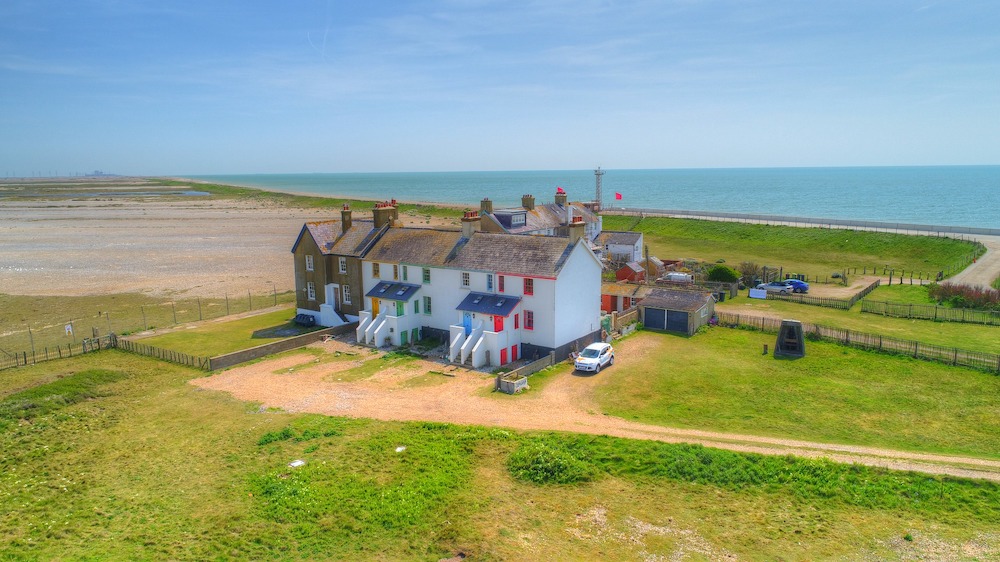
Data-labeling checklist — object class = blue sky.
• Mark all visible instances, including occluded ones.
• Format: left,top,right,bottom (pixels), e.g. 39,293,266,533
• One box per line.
1,0,998,175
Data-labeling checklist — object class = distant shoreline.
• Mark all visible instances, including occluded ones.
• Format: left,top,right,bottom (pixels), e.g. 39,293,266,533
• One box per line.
169,176,1000,238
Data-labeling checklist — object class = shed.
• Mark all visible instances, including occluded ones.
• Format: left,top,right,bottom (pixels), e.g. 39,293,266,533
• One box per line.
615,261,645,282
639,289,715,335
601,283,654,313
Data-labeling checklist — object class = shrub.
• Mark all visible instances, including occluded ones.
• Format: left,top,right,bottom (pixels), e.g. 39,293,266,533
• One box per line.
257,427,294,446
928,282,1000,310
507,442,596,485
706,264,740,283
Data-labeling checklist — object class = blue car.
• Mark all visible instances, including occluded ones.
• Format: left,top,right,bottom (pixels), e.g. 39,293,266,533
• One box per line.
786,279,810,293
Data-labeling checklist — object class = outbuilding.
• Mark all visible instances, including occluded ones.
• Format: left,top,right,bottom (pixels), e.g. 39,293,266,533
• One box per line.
615,261,646,283
639,289,715,335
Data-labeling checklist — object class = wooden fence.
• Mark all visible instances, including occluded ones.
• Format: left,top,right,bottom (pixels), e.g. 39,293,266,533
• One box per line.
765,279,881,310
861,300,1000,326
0,335,116,372
496,351,558,393
115,336,212,370
715,311,1000,373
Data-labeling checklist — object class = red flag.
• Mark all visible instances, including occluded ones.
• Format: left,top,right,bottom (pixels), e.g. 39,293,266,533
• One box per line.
615,192,622,200
556,186,565,194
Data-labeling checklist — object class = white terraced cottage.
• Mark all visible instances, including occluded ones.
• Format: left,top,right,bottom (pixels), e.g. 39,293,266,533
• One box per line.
355,210,602,368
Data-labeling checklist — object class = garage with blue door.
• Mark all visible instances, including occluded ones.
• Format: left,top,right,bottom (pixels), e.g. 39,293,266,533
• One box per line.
639,288,716,336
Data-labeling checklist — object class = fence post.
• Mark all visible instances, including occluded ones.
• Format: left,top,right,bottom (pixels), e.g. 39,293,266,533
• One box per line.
248,289,253,311
172,302,177,324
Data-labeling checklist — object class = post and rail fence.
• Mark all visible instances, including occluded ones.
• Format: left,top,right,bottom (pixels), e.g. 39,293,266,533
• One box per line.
862,300,1000,326
715,311,1000,374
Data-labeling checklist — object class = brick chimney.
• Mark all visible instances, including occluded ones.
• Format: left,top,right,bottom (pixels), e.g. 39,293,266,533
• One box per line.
521,194,535,210
461,210,481,238
568,215,586,245
480,197,493,214
341,203,352,233
554,189,568,207
373,200,396,229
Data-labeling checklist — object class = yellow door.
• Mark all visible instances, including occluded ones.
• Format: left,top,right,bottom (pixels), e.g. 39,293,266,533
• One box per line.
372,298,380,316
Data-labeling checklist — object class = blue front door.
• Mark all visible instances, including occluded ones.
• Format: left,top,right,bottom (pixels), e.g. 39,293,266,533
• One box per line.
463,312,472,336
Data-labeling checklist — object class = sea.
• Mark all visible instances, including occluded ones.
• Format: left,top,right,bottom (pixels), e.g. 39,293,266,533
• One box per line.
190,166,1000,230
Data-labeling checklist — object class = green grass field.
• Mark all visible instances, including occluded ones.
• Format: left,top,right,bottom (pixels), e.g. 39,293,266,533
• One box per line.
0,291,296,356
716,291,1000,354
601,215,981,279
2,352,999,560
136,307,313,357
598,329,1000,459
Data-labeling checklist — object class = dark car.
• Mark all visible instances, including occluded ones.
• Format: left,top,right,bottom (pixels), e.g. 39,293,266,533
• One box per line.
786,279,810,293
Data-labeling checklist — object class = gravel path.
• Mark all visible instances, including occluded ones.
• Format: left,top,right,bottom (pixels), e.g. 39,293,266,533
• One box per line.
193,337,1000,483
950,234,1000,288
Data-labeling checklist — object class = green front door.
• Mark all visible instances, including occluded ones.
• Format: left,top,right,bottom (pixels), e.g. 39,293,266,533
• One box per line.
400,329,408,346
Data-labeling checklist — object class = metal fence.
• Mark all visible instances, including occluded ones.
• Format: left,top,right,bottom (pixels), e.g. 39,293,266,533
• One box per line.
862,300,1000,326
715,311,1000,373
0,285,295,363
0,334,116,371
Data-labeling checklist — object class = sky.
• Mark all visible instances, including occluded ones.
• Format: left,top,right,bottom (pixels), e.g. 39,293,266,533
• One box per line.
1,0,998,175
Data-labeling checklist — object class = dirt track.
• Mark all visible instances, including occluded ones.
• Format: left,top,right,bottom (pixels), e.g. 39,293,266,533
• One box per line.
193,335,1000,483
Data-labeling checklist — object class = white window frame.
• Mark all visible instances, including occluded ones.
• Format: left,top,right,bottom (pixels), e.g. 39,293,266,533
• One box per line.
343,284,352,304
461,272,470,287
373,262,380,278
338,257,347,274
307,281,316,301
305,254,314,272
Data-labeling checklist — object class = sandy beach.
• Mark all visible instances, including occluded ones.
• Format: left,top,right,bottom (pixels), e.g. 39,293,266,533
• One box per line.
0,179,461,298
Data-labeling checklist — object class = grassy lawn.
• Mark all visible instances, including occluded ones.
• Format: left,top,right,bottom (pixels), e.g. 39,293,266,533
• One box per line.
1,352,998,559
601,215,981,279
717,293,1000,354
597,329,1000,459
137,307,311,357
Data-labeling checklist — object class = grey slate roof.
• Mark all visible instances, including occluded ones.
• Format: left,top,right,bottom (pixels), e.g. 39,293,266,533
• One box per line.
365,281,421,302
364,228,464,266
456,292,521,316
448,232,577,277
488,202,598,235
598,231,642,246
639,288,713,312
292,219,384,257
363,228,584,278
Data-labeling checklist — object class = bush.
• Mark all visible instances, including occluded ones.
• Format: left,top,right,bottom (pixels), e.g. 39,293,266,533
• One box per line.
706,264,740,283
507,442,596,485
928,282,1000,310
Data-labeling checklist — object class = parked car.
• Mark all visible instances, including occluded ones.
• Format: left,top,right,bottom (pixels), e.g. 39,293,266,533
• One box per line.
574,342,614,373
785,279,810,293
755,281,795,295
293,313,316,327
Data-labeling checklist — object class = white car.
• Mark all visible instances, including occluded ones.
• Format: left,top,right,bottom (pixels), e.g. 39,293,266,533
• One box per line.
574,342,614,373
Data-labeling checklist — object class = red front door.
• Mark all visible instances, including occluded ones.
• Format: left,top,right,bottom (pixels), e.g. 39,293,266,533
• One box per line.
500,348,508,365
511,345,518,362
493,315,504,332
